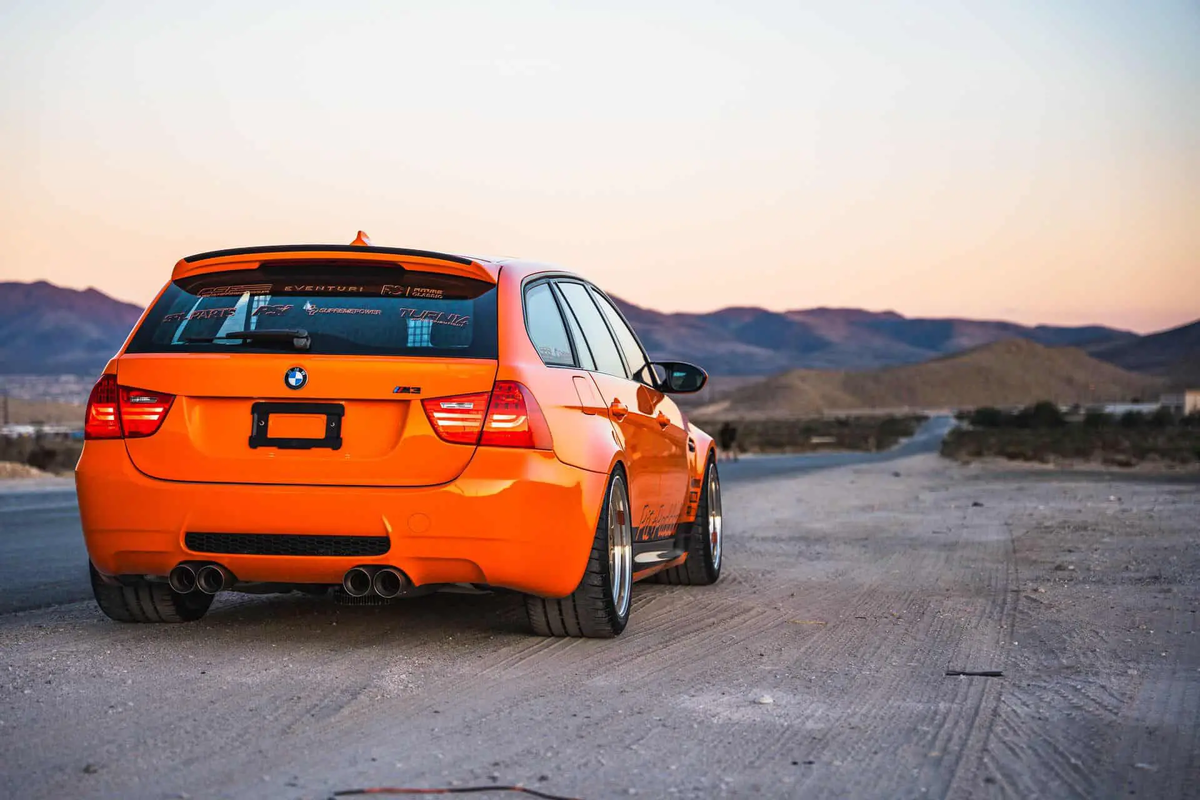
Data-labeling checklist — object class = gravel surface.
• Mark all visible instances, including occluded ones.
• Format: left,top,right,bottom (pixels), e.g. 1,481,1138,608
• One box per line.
1,454,1197,799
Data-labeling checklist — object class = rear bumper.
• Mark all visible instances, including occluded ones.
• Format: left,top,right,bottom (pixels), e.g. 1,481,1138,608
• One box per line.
76,441,607,598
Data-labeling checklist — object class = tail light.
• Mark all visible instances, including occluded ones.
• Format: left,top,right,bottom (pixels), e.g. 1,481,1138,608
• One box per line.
422,381,552,450
84,375,175,440
84,375,121,439
422,392,490,445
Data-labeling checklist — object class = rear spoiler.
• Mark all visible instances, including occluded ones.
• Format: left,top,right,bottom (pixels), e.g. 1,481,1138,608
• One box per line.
173,245,497,284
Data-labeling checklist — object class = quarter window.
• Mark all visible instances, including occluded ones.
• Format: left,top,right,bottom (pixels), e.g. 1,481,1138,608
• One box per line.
556,284,595,371
524,283,575,367
557,282,627,378
590,289,649,381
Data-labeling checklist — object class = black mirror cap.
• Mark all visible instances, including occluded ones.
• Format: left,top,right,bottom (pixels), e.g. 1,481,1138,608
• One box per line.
650,361,708,394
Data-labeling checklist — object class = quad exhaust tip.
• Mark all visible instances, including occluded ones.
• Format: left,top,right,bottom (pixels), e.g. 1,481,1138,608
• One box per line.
342,566,411,598
372,567,410,599
168,563,197,594
196,564,230,594
342,566,374,598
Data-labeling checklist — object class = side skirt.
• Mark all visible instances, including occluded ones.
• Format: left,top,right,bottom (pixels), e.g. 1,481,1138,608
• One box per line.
631,524,691,581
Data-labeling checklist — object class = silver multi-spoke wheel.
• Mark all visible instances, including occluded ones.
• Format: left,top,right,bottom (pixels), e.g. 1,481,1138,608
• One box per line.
608,476,633,619
524,466,634,637
654,457,723,586
708,469,723,572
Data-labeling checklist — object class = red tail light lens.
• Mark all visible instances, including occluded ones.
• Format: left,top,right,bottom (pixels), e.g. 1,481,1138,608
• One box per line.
422,381,552,450
119,386,175,438
480,381,552,449
422,392,490,444
84,375,122,439
83,375,175,440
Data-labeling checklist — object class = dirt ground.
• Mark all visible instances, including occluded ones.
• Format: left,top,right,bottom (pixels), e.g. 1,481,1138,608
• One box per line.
1,455,1197,799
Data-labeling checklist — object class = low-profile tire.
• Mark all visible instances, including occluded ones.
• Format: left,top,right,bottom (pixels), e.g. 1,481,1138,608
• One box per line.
655,456,722,586
89,562,213,623
525,467,633,638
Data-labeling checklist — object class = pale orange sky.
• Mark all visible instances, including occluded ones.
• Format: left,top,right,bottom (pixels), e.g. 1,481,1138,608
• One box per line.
1,1,1197,333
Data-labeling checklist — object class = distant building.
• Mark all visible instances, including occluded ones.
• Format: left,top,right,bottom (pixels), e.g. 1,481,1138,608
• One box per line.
1094,402,1160,416
1160,389,1200,416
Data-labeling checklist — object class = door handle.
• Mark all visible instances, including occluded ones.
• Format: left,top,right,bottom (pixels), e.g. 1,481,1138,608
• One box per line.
656,411,671,428
609,399,629,420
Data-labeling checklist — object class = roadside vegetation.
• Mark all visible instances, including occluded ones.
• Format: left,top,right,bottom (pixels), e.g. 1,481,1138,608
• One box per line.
0,437,82,475
942,401,1200,467
690,415,925,454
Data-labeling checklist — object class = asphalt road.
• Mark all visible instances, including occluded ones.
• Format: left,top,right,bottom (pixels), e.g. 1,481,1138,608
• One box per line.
0,479,87,614
0,416,955,615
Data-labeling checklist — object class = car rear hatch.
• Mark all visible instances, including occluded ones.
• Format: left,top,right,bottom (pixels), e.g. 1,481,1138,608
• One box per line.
116,248,499,487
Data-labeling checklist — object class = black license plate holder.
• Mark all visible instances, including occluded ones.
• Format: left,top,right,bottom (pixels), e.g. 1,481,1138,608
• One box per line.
248,402,344,451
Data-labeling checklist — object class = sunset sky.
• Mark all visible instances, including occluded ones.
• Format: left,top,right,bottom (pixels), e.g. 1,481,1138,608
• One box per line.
2,1,1197,333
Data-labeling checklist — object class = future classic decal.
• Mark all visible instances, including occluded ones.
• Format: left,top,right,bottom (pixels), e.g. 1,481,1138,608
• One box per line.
284,366,308,390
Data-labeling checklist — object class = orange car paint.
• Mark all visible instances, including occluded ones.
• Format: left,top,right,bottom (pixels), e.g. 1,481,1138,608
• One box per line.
77,245,715,597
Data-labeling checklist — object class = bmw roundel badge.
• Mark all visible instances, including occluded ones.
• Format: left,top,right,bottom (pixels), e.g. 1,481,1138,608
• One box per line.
284,366,308,390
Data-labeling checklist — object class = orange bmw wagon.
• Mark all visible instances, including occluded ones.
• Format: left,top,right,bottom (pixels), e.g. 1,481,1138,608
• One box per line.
77,234,723,637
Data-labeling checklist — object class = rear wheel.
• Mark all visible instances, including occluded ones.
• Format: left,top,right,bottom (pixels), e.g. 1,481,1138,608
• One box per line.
655,457,722,585
90,562,213,623
525,467,633,638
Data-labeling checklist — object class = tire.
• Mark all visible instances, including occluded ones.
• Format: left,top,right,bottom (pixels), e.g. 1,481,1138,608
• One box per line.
89,562,213,623
525,467,633,638
655,456,722,586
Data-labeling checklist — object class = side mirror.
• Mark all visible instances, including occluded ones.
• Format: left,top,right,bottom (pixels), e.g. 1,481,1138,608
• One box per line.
649,361,708,394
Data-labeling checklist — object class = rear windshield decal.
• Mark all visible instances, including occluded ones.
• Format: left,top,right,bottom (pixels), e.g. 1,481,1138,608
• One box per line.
301,302,382,316
397,308,470,327
198,284,272,297
284,284,365,294
163,307,237,323
251,304,294,317
382,285,445,299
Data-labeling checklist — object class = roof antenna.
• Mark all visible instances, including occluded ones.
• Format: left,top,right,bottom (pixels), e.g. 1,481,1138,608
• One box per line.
350,231,373,247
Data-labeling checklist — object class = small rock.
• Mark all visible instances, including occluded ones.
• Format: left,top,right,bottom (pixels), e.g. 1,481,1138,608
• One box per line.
892,471,901,478
755,695,774,705
971,501,984,507
82,763,100,775
1133,763,1158,771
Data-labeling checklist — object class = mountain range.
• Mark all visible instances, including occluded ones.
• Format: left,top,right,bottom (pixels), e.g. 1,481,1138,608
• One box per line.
0,281,1194,395
613,297,1138,375
693,339,1164,419
1083,319,1200,388
0,281,143,374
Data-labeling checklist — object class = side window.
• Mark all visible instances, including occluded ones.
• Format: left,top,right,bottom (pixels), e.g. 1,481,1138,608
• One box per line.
590,288,649,381
553,283,595,371
524,283,575,366
557,282,627,378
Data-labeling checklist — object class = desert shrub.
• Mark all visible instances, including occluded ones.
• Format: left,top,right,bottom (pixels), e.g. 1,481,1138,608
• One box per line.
970,407,1008,428
1083,410,1113,429
1010,401,1065,430
1120,410,1146,429
1148,407,1176,429
1028,401,1067,429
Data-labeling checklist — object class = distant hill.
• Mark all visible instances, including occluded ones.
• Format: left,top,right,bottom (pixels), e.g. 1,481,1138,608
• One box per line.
695,339,1164,418
0,280,1186,393
614,298,1134,375
1086,320,1200,388
0,281,142,374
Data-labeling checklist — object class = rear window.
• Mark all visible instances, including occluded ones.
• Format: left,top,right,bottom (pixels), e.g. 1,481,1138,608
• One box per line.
126,263,497,358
